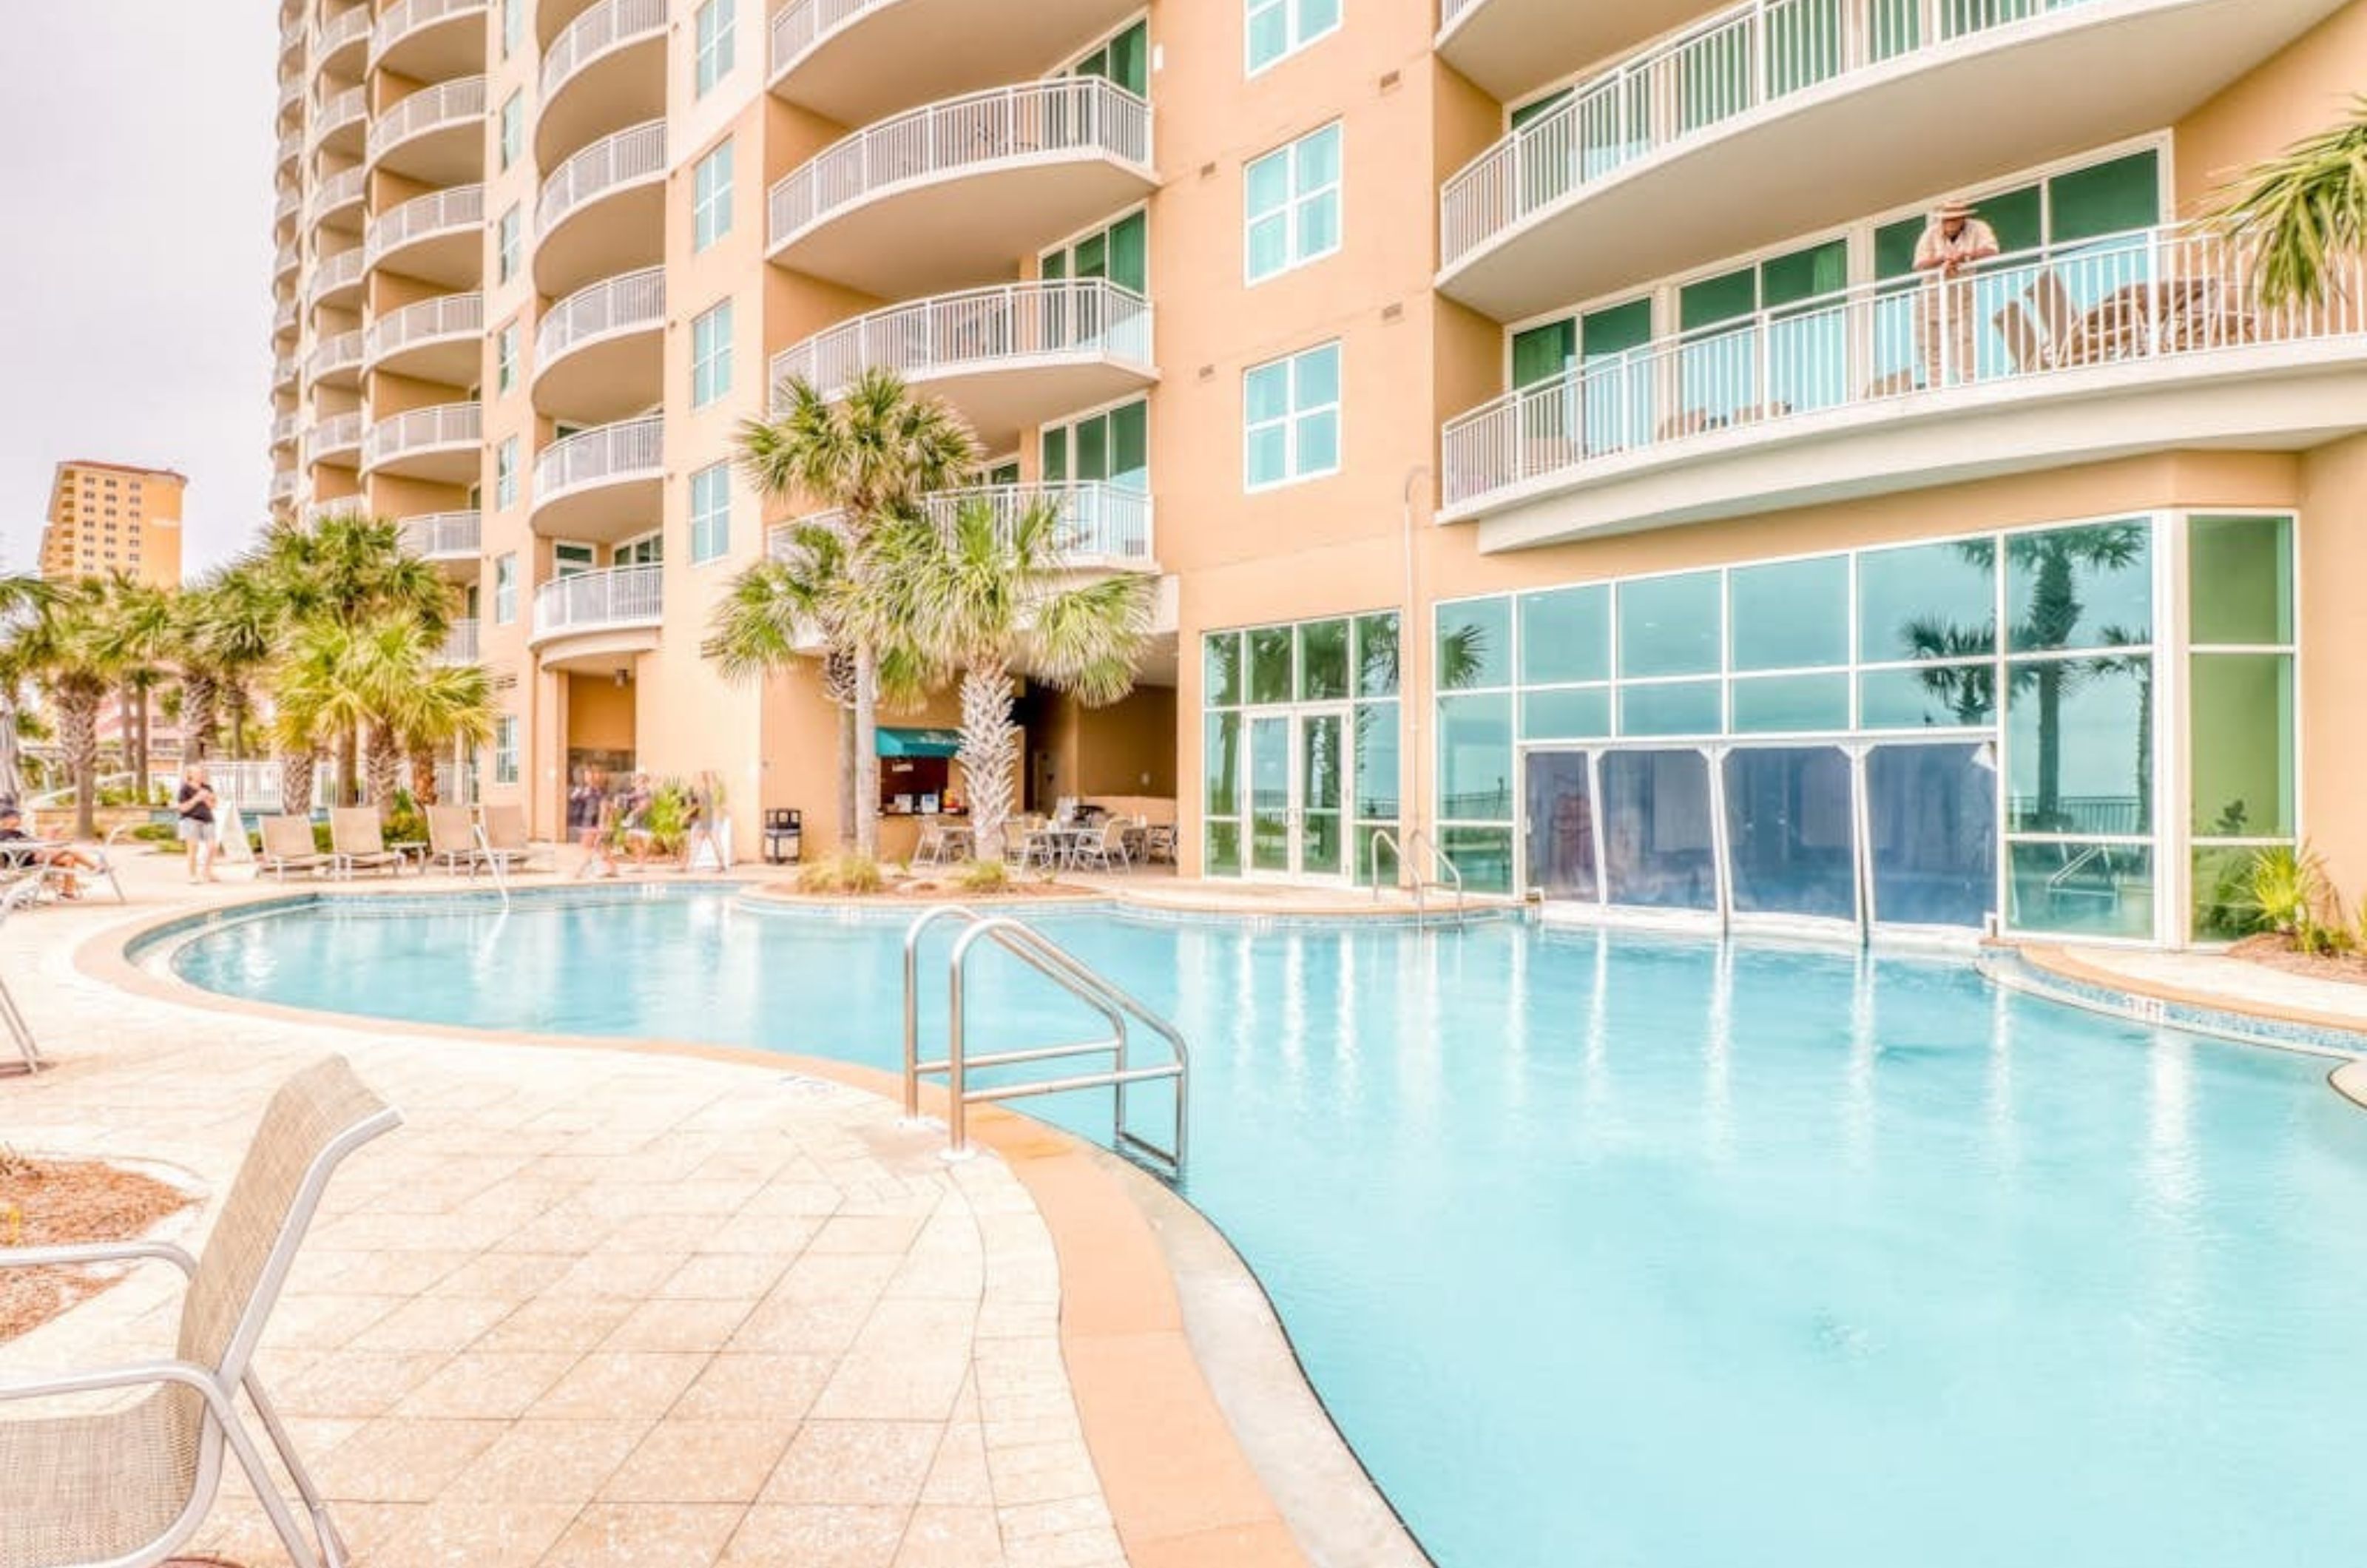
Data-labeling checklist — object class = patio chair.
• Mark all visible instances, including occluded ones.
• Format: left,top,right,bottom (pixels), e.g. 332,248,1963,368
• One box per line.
0,1055,402,1568
1073,818,1132,873
914,815,953,870
423,805,479,875
0,879,46,1075
1142,823,1178,866
257,816,332,882
481,803,536,875
327,808,404,879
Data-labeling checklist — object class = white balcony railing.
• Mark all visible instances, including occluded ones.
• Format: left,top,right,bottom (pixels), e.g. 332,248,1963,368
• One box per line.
277,76,306,121
277,127,303,168
533,564,663,641
363,402,482,469
271,354,300,388
536,267,665,366
274,186,303,226
273,241,300,280
304,411,365,464
371,0,490,67
316,1,373,58
305,330,364,383
768,78,1152,249
769,0,885,77
273,300,300,337
365,184,484,267
774,481,1155,566
365,293,483,365
270,411,301,447
533,416,664,501
769,278,1152,401
309,85,366,149
308,165,367,225
305,246,365,303
1442,0,2104,268
538,120,667,235
1441,223,2366,510
440,618,481,663
401,510,482,558
367,76,487,165
269,470,301,504
542,0,667,101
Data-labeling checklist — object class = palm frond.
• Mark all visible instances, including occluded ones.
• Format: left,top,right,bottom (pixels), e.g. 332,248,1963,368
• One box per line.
2212,96,2367,308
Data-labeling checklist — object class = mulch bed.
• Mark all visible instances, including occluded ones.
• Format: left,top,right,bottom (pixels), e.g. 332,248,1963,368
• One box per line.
0,1153,195,1342
2226,933,2367,985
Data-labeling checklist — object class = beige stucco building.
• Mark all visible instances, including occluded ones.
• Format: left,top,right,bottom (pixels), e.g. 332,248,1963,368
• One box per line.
39,459,186,587
267,0,2367,947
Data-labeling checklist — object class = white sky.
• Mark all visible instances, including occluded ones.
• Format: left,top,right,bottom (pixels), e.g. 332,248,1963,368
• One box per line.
0,4,276,581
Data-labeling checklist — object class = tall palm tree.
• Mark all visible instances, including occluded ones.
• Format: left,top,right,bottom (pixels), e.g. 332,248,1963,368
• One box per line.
868,497,1152,864
2212,97,2367,308
269,617,378,813
737,368,979,857
88,575,172,795
0,574,53,804
398,659,497,808
13,580,121,837
190,560,283,763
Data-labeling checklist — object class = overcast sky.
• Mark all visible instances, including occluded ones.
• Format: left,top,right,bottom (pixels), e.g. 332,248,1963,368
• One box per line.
0,5,275,581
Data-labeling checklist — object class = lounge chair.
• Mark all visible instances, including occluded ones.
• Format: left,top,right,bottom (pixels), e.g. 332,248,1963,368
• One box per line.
1073,818,1133,873
257,815,332,882
480,803,536,874
328,808,405,879
0,1055,402,1568
0,879,45,1074
423,804,479,875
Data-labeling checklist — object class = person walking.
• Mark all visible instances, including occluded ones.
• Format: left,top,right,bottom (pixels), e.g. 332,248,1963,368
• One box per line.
568,767,615,879
681,770,722,872
618,772,658,871
1914,198,2001,388
175,762,220,884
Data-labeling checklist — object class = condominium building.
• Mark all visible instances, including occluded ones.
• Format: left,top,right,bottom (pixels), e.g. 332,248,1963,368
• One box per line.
39,459,186,587
266,0,2367,947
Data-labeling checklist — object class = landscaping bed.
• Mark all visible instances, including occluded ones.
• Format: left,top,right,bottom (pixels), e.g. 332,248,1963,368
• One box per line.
2226,933,2367,987
0,1151,195,1342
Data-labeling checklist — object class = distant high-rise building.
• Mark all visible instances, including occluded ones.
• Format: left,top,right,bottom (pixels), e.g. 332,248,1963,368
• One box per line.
38,459,186,587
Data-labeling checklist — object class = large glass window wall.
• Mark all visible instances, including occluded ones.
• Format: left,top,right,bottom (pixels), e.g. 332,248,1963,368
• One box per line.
2187,514,2298,942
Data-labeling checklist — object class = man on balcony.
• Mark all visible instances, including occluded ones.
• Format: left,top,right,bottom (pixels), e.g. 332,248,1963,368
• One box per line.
1914,199,2000,387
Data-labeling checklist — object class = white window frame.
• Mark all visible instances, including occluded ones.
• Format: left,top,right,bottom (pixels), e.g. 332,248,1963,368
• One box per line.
694,0,736,97
496,205,521,285
691,300,734,409
502,0,524,58
1243,120,1343,285
493,714,519,785
493,553,517,624
692,138,735,253
498,90,524,172
1243,341,1342,493
495,436,519,510
494,320,518,393
689,462,732,564
1246,0,1340,77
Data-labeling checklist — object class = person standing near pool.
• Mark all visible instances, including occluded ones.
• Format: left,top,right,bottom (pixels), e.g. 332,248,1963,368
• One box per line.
568,766,616,879
175,762,219,884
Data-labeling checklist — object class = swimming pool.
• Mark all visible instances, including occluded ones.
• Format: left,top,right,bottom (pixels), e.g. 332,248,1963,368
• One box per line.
163,891,2367,1567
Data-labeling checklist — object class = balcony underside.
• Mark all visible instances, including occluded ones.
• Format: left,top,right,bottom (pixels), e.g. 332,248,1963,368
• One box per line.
535,182,663,301
371,226,479,290
311,271,365,313
1439,0,2349,322
374,13,485,82
531,473,662,546
908,357,1156,453
371,119,482,186
371,332,479,387
1436,0,1705,105
1463,342,2367,553
536,34,665,169
771,158,1155,298
534,629,660,668
533,328,663,425
771,0,1143,124
365,442,479,485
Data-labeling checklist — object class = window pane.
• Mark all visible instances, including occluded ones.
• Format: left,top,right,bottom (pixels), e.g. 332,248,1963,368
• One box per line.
1246,151,1289,214
2193,845,2270,943
1249,626,1294,704
2191,653,2294,838
1523,751,1598,900
1041,426,1067,481
1439,826,1514,896
1296,344,1340,406
1519,584,1609,683
2189,515,2293,646
1723,746,1858,921
1203,632,1242,706
1600,749,1718,910
1247,217,1289,279
1300,0,1340,38
1617,572,1721,677
1512,321,1576,390
2048,149,2159,245
1730,673,1848,733
1857,538,1995,662
1203,712,1240,816
1436,597,1510,689
1206,820,1241,877
1522,686,1612,740
1298,192,1340,258
1245,362,1289,422
1619,680,1722,737
1729,555,1847,670
2008,841,2153,940
1858,664,1993,729
1298,618,1348,700
1246,426,1288,486
1438,693,1513,822
1354,700,1399,820
2006,521,2151,652
1355,824,1399,889
1294,409,1338,474
2005,655,2150,835
1247,6,1286,69
1297,124,1339,186
1866,743,1997,929
1354,612,1399,697
1109,400,1149,490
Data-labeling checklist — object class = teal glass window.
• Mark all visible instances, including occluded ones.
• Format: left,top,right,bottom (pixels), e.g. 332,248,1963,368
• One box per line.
2190,654,2294,838
1206,821,1242,877
1354,613,1399,698
1248,626,1294,705
2048,149,2160,245
1354,702,1400,820
1859,664,1993,729
1731,674,1849,734
1298,618,1349,700
1620,680,1722,737
2189,516,2293,646
2007,521,2150,652
1244,342,1340,488
2008,842,2153,940
689,463,730,564
692,139,735,252
694,0,735,96
1522,687,1612,740
1247,0,1340,74
1204,712,1242,817
691,300,734,408
1436,598,1510,690
1246,123,1342,283
1857,539,1994,663
1440,826,1515,896
1204,632,1243,707
1729,555,1847,671
1519,585,1610,685
1617,572,1721,678
2005,655,2150,835
1438,694,1514,822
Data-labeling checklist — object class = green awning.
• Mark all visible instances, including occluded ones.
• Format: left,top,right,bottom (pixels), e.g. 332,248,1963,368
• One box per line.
877,727,962,760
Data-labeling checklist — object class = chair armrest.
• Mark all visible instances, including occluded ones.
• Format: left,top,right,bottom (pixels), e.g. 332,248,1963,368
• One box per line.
0,1357,234,1416
0,1239,198,1275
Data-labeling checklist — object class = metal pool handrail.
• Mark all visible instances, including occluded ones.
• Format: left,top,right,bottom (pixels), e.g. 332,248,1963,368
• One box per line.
1369,828,1468,927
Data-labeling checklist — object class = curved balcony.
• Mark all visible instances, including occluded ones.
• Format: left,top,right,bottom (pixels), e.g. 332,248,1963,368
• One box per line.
365,185,484,288
774,480,1154,570
272,300,300,340
1442,223,2367,550
365,293,483,383
274,184,303,232
439,618,481,664
309,85,367,158
533,267,665,423
314,2,373,73
1437,0,2351,322
1437,1,1705,104
276,76,306,132
367,76,487,185
276,126,303,174
362,401,482,483
305,329,365,390
305,246,366,311
768,0,1144,125
308,165,368,234
305,411,365,469
766,78,1154,298
534,121,666,300
269,469,302,507
271,354,300,394
537,0,666,169
370,0,490,81
272,241,300,288
530,416,663,544
270,411,302,450
769,278,1155,451
530,564,664,655
399,510,482,572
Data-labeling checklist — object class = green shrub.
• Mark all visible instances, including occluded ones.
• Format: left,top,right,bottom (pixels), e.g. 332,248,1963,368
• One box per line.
2234,844,2349,955
797,851,885,895
955,859,1012,895
126,822,179,845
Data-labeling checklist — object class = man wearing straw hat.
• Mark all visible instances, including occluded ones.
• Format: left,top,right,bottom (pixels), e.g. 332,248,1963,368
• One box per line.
1914,197,2000,387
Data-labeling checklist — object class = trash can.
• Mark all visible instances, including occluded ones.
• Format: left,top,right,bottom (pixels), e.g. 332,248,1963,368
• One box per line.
763,808,803,865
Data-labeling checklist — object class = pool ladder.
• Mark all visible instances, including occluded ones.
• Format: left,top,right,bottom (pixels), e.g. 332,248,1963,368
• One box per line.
1369,828,1468,927
902,905,1189,1181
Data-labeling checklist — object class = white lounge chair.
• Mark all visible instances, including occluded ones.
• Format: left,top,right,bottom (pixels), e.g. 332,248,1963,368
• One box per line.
479,803,535,875
257,816,332,881
328,808,404,879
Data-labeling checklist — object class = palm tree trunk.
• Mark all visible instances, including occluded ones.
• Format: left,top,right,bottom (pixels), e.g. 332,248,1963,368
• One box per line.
280,749,316,818
408,745,441,806
959,665,1018,865
365,724,403,811
229,683,249,760
184,673,219,762
823,651,857,856
853,641,881,859
0,694,22,805
339,726,361,808
61,695,98,839
132,683,149,798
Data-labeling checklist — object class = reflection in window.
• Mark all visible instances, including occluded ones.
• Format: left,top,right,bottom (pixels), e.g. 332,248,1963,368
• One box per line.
1520,584,1610,684
1354,613,1399,697
1524,752,1598,901
2006,522,2150,652
1439,694,1513,823
2005,655,2150,836
1204,632,1243,707
1298,618,1348,700
1249,626,1294,704
1857,538,1994,663
1729,555,1847,671
1600,750,1718,910
1723,748,1857,922
1620,680,1721,737
2008,842,2153,940
1437,597,1510,689
1859,665,1994,729
1865,744,1996,929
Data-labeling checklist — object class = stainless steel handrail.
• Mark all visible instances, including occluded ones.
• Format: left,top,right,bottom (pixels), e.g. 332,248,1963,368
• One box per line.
901,905,1187,1179
470,820,512,910
1369,827,1468,927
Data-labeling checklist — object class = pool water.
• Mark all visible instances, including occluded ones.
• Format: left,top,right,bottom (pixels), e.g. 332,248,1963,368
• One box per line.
167,894,2367,1567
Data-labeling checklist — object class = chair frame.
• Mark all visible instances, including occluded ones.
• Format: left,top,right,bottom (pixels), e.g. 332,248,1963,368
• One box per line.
326,808,405,880
258,816,333,882
0,878,46,1074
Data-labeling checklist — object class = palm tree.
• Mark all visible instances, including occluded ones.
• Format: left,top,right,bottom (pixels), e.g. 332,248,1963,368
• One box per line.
398,659,496,808
13,580,121,837
269,618,379,814
87,575,172,797
867,497,1152,864
2212,97,2367,308
0,574,53,804
737,368,979,857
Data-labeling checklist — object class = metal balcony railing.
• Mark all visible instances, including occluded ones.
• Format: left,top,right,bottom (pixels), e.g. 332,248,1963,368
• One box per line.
308,165,367,226
536,267,664,366
542,0,667,100
538,120,667,234
365,293,483,365
371,0,490,67
305,246,365,304
269,470,301,504
441,618,481,663
1440,223,2367,510
305,412,365,464
769,278,1152,401
769,0,888,78
768,78,1152,249
365,184,484,267
400,510,482,558
270,412,301,447
533,564,663,640
363,402,481,469
305,330,364,383
533,415,663,501
367,76,487,165
276,126,303,169
316,2,372,58
272,241,300,281
271,355,300,388
1442,0,2104,268
309,85,366,150
774,480,1155,567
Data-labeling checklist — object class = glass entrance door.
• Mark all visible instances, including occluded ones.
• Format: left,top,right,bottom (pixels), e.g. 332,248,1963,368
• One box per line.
1246,706,1351,882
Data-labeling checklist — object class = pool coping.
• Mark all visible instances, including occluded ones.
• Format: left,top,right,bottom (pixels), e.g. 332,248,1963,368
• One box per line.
75,882,1430,1568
